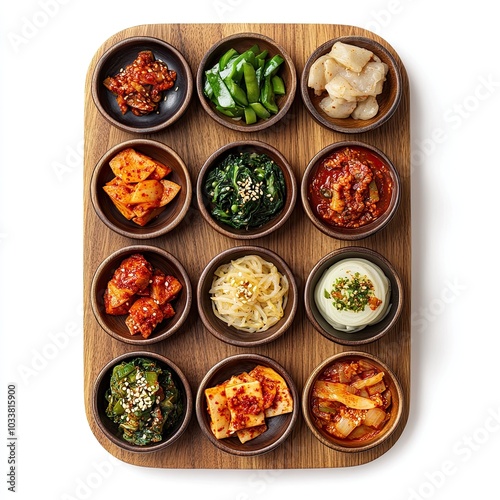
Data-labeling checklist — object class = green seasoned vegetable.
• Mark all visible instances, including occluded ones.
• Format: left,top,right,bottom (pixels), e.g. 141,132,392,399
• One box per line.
203,44,286,124
260,75,278,114
205,69,235,108
218,48,237,71
249,102,271,119
263,54,284,78
271,75,286,95
243,106,257,124
205,152,286,229
105,357,183,446
243,62,259,103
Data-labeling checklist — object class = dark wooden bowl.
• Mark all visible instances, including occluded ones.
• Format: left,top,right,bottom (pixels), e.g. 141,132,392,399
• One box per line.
300,36,402,134
92,351,192,453
301,141,401,241
196,353,299,456
196,140,297,239
91,245,192,345
90,139,192,239
304,246,403,345
302,351,403,452
196,32,297,132
197,246,298,347
91,36,193,133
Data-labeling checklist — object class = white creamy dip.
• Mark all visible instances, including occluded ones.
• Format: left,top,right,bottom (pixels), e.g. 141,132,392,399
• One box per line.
314,258,391,332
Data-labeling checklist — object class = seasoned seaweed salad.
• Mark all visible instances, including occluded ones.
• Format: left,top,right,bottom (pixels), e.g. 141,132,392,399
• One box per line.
205,152,286,229
105,357,183,446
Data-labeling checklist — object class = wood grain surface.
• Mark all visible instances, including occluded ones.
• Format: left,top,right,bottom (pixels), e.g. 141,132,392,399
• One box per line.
83,23,411,469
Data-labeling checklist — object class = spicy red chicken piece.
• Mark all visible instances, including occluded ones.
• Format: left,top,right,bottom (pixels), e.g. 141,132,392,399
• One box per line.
160,301,176,320
106,254,153,310
104,289,135,315
149,269,182,305
125,297,163,338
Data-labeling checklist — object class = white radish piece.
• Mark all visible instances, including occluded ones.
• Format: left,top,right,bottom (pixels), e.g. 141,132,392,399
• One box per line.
329,41,373,73
340,61,388,96
308,56,344,96
325,75,362,102
323,57,342,86
307,55,332,96
319,96,357,118
351,95,379,120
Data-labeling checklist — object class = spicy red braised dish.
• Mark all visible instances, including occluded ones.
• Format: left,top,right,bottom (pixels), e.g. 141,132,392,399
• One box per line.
103,50,177,116
308,146,393,228
311,357,393,442
104,253,182,338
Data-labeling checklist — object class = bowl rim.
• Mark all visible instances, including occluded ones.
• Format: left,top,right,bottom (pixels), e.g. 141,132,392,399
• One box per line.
304,246,403,345
300,35,402,134
91,35,194,134
90,138,192,240
90,244,193,345
300,140,401,241
92,350,193,453
301,350,404,452
196,245,298,347
196,139,297,240
196,31,297,132
195,352,299,456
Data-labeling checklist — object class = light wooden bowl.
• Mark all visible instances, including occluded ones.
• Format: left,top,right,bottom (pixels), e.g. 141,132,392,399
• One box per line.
196,140,297,239
196,353,299,456
91,139,192,239
302,351,403,452
92,351,192,453
197,246,298,347
304,246,403,345
301,141,401,241
91,245,192,345
301,35,402,134
91,36,193,134
196,32,297,132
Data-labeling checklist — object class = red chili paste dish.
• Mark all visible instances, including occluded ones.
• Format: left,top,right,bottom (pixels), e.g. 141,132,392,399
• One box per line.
302,142,400,240
309,145,393,228
104,50,177,116
91,36,193,134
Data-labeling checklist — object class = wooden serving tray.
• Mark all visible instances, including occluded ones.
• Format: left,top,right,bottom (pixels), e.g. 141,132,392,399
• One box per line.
83,23,411,469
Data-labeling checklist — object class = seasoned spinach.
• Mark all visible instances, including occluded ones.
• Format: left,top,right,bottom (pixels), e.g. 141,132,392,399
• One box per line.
205,152,286,229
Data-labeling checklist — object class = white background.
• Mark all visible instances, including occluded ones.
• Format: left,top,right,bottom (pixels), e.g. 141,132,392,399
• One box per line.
1,1,498,499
